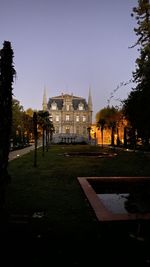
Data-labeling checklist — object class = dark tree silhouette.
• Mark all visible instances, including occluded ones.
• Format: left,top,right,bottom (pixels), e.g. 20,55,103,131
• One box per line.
33,112,38,167
0,41,16,209
37,110,54,156
123,0,150,148
97,119,106,148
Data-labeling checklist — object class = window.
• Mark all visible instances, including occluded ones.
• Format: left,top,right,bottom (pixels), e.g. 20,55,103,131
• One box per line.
51,102,57,110
76,126,79,134
66,127,70,134
49,115,53,121
76,115,79,122
66,105,69,111
55,127,59,133
66,115,69,121
83,127,86,134
56,115,59,122
78,103,84,110
83,116,86,122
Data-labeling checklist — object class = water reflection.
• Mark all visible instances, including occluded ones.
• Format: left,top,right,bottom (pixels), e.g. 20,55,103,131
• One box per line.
98,192,150,214
98,193,129,214
125,191,150,213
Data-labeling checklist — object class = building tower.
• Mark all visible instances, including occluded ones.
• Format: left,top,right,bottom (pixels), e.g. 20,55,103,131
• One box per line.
88,87,93,124
42,88,47,111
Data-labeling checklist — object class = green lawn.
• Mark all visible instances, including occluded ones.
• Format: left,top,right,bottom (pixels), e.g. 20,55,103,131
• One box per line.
2,144,150,266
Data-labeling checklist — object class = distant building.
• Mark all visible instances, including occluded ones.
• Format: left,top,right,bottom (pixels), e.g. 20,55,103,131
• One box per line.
42,89,93,143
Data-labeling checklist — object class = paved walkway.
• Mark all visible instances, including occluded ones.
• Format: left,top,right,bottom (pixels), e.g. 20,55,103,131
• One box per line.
9,143,42,161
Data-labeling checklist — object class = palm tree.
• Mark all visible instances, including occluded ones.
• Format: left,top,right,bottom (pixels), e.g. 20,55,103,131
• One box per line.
96,106,121,147
37,110,54,155
97,119,106,148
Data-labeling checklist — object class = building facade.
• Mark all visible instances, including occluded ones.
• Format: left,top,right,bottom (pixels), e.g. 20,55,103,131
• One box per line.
42,90,93,143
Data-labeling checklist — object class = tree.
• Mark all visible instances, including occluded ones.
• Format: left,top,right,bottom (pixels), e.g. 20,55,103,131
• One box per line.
33,112,38,167
96,111,106,148
98,119,105,148
11,98,24,146
37,110,54,155
26,108,34,117
0,41,16,209
96,106,121,146
11,100,35,147
123,0,150,147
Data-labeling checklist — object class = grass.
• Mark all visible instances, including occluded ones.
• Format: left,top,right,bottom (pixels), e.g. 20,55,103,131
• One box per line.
2,144,150,266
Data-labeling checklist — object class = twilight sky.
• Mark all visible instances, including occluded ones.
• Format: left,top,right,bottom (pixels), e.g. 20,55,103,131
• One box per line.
1,0,139,121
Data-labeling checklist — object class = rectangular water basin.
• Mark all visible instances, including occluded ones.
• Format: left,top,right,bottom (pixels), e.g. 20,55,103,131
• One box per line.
77,177,150,222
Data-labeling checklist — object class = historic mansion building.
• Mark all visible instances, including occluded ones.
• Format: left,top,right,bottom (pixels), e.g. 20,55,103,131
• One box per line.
42,89,93,143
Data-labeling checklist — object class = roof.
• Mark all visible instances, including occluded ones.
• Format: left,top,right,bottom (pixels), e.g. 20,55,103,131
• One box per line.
47,94,88,110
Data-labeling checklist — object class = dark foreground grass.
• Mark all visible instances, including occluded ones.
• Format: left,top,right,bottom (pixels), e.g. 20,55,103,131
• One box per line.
1,145,150,266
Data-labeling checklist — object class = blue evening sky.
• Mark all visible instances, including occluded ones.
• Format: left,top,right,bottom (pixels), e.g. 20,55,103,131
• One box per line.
1,0,138,121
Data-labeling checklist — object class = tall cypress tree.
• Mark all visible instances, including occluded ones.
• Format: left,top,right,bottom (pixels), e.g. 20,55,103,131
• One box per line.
123,0,150,146
0,41,16,209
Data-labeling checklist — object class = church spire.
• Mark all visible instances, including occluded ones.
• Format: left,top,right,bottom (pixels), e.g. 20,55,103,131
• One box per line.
88,86,93,124
42,87,47,111
88,86,92,111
